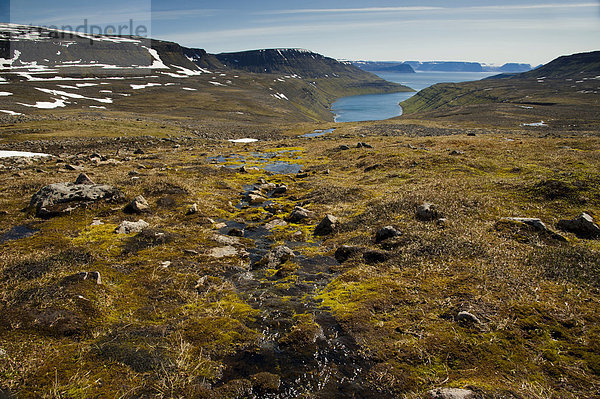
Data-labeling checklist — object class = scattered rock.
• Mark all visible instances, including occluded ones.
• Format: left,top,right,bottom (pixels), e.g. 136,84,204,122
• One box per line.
449,150,464,156
257,246,295,268
115,219,149,234
502,217,548,231
133,148,145,155
296,172,309,179
334,245,364,263
74,173,94,185
375,226,401,243
467,132,476,136
124,195,149,214
314,214,338,236
426,387,477,399
213,234,242,246
272,184,287,196
65,164,83,171
246,193,268,205
357,142,373,148
29,180,125,218
227,227,244,237
287,206,315,223
416,202,441,221
456,311,481,325
557,213,600,238
63,271,102,285
186,203,198,215
496,217,567,242
363,250,391,264
208,246,239,258
338,145,350,151
265,219,287,229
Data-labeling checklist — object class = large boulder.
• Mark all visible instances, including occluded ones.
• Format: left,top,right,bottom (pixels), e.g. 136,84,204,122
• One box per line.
557,213,600,238
29,177,124,217
314,214,338,236
498,217,567,242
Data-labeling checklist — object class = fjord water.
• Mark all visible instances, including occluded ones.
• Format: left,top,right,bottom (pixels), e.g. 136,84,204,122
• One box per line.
332,71,498,122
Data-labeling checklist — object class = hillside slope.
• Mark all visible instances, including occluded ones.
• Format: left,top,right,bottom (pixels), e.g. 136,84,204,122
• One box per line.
0,24,406,124
399,51,600,130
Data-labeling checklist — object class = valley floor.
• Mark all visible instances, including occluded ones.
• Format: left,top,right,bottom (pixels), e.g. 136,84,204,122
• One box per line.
0,117,599,398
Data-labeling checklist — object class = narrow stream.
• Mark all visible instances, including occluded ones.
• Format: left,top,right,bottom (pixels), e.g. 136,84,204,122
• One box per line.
209,157,382,398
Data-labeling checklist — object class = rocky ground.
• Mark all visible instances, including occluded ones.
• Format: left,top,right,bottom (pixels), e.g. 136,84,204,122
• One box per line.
0,119,599,398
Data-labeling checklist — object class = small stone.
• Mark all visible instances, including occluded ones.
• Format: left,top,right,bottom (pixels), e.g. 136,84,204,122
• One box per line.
246,193,268,205
257,246,295,268
467,132,476,136
449,150,464,156
133,148,145,155
91,219,103,226
416,202,441,221
296,172,309,179
187,203,198,215
227,227,244,237
272,184,287,196
357,142,373,148
338,145,350,151
265,219,287,229
456,311,481,325
287,206,315,223
314,214,338,236
375,226,401,243
115,219,149,234
250,372,281,393
125,195,149,214
208,246,239,258
426,387,476,399
334,245,364,263
65,164,83,171
74,173,95,185
502,217,547,231
557,213,600,238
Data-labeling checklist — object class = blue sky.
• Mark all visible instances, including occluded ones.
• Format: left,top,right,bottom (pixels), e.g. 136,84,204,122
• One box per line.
3,0,599,65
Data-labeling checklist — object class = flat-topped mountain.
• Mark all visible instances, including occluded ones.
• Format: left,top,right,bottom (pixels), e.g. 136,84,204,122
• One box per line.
354,60,533,74
216,48,370,79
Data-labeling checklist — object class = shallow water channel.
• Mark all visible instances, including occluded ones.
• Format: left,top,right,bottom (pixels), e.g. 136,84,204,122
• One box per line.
209,154,381,397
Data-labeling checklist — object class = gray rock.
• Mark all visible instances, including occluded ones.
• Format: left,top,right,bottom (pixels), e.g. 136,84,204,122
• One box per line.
557,213,600,238
208,246,239,258
314,214,338,236
29,182,124,217
212,234,242,246
246,193,268,205
416,202,441,221
125,195,149,214
502,217,548,231
65,164,83,171
287,206,315,223
258,246,295,268
187,203,198,215
426,388,476,399
264,218,287,229
74,173,95,185
375,226,401,243
357,142,373,148
115,219,149,234
338,145,350,151
456,311,481,325
272,184,287,196
449,150,464,156
227,227,244,237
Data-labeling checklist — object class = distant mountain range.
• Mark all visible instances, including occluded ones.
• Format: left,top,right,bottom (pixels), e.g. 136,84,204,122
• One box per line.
354,60,534,73
398,50,600,129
